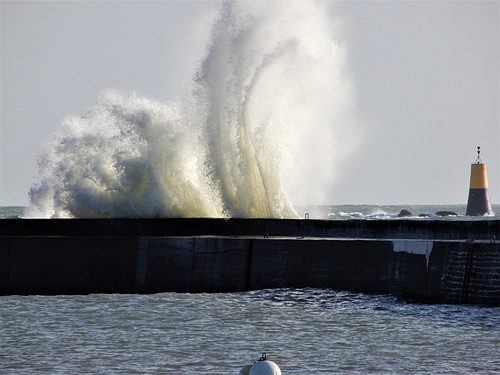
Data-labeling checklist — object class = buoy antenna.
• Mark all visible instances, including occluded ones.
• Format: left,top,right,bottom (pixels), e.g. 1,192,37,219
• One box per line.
245,352,281,375
474,146,482,164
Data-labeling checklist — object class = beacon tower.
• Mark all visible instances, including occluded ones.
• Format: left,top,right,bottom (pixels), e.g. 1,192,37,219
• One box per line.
466,147,493,216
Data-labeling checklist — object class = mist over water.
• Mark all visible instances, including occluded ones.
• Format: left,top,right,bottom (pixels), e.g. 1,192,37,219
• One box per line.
27,1,356,218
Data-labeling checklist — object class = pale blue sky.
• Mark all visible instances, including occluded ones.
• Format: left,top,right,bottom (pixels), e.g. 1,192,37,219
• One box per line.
1,0,498,206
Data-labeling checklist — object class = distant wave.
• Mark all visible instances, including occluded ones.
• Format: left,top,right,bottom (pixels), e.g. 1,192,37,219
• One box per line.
296,204,497,221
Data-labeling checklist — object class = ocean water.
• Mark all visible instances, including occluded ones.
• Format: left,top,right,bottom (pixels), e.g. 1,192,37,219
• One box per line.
2,204,498,220
297,204,498,221
1,289,499,374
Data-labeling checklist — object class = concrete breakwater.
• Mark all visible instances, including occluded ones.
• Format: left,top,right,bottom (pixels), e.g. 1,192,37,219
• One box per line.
1,218,499,305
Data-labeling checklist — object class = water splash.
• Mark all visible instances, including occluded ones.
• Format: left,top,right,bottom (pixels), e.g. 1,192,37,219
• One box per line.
27,0,356,218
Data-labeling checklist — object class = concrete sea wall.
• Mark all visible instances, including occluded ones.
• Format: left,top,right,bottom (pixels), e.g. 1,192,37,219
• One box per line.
1,218,499,305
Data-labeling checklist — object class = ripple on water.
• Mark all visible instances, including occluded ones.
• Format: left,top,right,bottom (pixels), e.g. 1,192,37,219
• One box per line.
1,289,499,374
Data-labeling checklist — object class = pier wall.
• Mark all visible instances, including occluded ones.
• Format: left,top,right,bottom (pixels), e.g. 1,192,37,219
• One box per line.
1,219,499,304
2,217,499,239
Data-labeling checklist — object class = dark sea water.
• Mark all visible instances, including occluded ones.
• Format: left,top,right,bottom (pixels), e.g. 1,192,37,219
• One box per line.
1,205,499,374
1,289,499,374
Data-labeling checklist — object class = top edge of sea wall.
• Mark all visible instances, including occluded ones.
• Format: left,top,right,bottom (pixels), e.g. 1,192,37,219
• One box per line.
1,218,498,240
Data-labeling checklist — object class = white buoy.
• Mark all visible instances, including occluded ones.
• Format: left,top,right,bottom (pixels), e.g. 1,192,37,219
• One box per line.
248,353,281,375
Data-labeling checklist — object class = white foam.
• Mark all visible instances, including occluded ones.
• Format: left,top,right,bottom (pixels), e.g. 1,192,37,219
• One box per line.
26,1,357,218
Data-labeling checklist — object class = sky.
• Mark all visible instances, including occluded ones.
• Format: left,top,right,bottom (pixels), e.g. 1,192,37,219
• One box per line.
1,0,499,207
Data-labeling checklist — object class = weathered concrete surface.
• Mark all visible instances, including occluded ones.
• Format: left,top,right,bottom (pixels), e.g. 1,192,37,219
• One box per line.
1,219,499,304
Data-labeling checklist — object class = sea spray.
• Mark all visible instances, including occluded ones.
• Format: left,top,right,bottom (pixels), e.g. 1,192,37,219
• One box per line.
27,91,221,218
27,0,356,218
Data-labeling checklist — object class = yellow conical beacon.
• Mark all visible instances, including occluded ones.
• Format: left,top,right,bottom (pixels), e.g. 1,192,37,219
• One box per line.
466,146,493,216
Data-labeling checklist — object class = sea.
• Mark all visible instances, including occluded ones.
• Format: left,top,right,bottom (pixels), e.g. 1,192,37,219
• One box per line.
2,204,500,220
1,205,499,374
